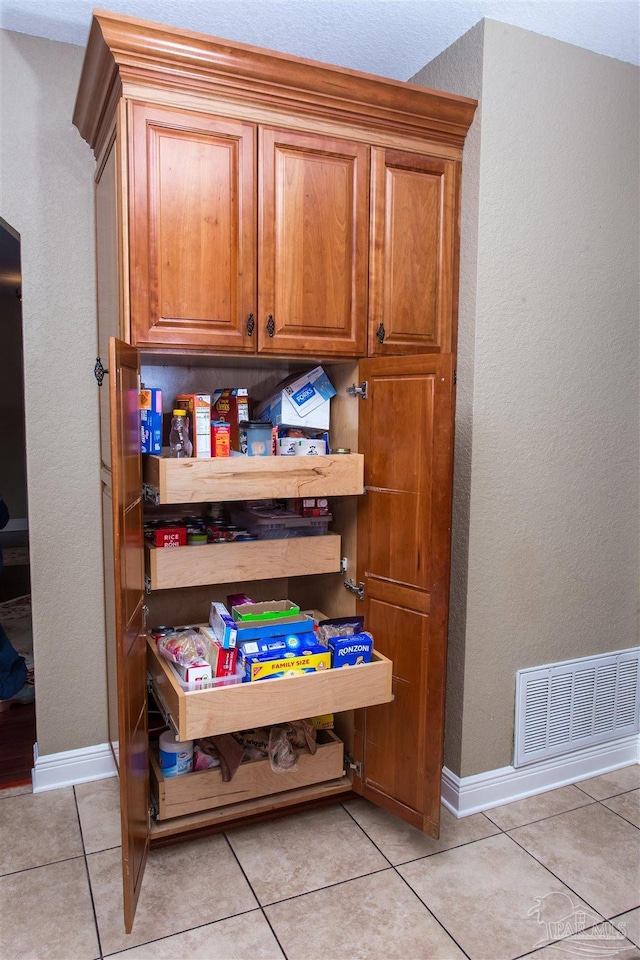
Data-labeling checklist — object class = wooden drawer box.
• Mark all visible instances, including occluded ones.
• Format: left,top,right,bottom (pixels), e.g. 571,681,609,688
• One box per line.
146,533,342,590
143,453,364,503
147,636,393,741
150,729,344,820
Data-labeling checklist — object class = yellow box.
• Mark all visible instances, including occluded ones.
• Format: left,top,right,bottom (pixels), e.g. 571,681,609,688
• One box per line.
310,714,334,730
246,650,332,682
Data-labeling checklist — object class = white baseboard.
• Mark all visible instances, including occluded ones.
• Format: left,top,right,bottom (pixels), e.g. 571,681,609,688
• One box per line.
32,742,117,793
442,733,640,818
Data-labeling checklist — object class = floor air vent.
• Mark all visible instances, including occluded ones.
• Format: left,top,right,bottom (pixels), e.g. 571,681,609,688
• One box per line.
514,647,640,767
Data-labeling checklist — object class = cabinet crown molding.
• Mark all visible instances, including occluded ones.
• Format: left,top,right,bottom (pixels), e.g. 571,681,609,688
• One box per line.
73,8,477,157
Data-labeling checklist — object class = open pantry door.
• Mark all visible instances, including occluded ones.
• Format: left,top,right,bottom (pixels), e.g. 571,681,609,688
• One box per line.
108,337,149,931
353,353,455,837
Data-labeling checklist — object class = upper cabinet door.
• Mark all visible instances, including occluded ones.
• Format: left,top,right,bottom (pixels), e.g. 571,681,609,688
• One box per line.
368,148,459,356
128,103,257,352
258,127,368,358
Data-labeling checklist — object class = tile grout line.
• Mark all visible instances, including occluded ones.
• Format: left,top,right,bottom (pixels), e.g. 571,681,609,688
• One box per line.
483,797,599,833
510,917,636,960
597,797,640,832
222,830,289,959
339,802,473,960
503,828,633,923
72,784,105,960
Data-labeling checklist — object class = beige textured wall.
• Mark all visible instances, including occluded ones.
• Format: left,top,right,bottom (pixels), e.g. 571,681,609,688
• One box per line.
414,21,640,777
412,21,484,777
0,31,107,755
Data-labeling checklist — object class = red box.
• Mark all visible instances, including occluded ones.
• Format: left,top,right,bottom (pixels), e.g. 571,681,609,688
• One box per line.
211,421,231,457
148,526,187,548
211,389,249,452
208,638,238,677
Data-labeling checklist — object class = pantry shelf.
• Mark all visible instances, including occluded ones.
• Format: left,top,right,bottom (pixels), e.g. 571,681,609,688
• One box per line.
145,534,342,590
142,453,364,504
147,636,393,741
150,729,344,820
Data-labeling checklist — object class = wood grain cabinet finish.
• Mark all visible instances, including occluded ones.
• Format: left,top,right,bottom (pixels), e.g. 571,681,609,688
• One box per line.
129,104,257,352
129,106,368,357
368,148,459,356
73,9,476,934
258,127,368,357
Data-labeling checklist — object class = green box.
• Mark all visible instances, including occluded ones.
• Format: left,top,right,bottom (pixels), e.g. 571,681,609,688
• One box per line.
232,599,300,622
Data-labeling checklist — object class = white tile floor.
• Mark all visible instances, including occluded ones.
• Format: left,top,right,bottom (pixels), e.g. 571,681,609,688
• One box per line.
0,765,639,960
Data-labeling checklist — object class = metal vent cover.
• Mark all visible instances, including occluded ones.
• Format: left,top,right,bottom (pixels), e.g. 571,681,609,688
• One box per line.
514,648,640,767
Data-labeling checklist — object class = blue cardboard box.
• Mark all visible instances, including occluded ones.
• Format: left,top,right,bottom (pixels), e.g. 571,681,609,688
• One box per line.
140,388,162,454
233,614,315,642
328,632,374,668
239,631,317,664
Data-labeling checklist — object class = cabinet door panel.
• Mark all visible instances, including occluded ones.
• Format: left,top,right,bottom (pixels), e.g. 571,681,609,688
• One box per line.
129,104,256,351
356,354,455,836
369,148,458,356
109,338,149,933
258,127,368,357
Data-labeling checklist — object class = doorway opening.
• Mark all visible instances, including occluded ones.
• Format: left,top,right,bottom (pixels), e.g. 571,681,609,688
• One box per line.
0,217,35,788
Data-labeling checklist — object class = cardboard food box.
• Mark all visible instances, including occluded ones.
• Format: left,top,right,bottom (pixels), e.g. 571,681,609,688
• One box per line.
233,614,316,642
207,638,239,677
176,394,212,459
139,388,163,454
244,645,332,682
254,367,336,431
328,632,374,668
211,388,249,452
207,603,237,649
232,599,300,622
211,421,231,457
146,525,187,548
238,631,317,664
173,658,212,684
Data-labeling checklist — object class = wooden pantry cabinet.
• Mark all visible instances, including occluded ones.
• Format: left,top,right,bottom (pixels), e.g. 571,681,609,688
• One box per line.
74,10,476,934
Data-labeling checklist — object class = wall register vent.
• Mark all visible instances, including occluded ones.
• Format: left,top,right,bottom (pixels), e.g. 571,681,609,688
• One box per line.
514,647,640,767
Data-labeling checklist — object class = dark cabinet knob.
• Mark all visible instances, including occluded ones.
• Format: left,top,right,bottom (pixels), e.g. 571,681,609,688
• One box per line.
266,315,275,338
246,313,255,336
376,322,386,344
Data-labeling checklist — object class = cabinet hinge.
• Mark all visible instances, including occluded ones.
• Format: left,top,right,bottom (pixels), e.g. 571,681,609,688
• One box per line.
148,799,157,826
142,483,160,506
345,753,362,777
340,557,348,574
347,381,368,400
343,578,365,600
454,369,457,386
144,576,151,596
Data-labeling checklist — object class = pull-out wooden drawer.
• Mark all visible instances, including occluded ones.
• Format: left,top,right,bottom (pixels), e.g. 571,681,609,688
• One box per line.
143,453,364,503
146,533,341,589
148,636,393,741
150,729,344,820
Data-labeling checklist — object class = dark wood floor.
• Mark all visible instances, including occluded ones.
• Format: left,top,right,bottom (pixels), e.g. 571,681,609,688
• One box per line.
0,700,36,788
0,562,34,789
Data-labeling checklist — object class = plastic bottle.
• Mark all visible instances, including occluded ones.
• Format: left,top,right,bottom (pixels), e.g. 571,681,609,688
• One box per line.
158,731,193,777
169,409,193,458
